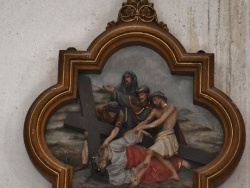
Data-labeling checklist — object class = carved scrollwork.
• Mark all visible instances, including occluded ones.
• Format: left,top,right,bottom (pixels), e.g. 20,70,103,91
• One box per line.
107,0,168,31
119,0,157,23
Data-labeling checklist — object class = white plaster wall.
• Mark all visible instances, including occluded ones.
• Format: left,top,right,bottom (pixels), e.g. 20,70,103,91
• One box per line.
0,0,249,187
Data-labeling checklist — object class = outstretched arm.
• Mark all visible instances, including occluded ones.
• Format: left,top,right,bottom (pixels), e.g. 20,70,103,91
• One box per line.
102,127,120,147
126,109,156,134
103,85,114,93
139,104,176,130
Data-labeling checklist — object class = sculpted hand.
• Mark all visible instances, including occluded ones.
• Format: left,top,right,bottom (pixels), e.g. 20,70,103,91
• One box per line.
135,127,142,133
138,130,152,137
103,85,114,93
101,141,109,148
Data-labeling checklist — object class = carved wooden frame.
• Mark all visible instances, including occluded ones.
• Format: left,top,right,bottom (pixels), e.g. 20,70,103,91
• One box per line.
24,1,245,188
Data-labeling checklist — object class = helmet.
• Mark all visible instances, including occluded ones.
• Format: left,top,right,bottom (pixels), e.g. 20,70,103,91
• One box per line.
136,85,150,95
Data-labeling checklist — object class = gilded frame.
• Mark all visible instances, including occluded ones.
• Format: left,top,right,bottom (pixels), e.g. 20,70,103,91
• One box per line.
24,1,245,188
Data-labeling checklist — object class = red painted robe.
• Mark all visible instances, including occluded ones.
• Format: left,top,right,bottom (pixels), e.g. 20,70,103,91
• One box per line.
126,145,182,183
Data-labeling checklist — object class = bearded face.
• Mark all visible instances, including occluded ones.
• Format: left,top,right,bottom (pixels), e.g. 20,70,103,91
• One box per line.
97,147,110,172
138,92,148,107
98,157,109,172
123,74,132,90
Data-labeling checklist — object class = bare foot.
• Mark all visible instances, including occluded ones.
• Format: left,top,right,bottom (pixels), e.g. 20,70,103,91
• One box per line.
130,162,148,188
182,159,191,169
169,174,180,181
130,178,140,188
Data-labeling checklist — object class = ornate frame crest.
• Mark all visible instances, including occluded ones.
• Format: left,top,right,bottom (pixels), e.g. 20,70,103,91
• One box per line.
24,1,245,188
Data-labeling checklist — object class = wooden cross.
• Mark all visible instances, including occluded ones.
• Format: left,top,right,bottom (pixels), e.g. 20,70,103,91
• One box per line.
64,75,217,166
64,75,113,159
177,145,218,165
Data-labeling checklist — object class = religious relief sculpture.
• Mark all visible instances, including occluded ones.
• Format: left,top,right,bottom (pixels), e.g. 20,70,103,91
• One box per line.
88,87,192,187
24,0,245,188
73,71,190,187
